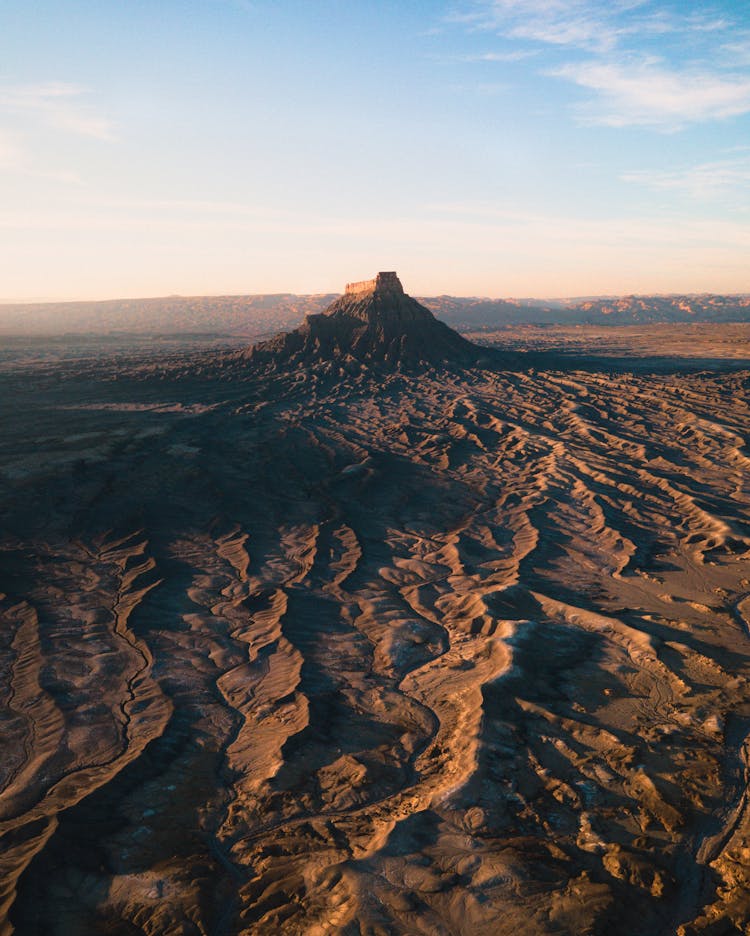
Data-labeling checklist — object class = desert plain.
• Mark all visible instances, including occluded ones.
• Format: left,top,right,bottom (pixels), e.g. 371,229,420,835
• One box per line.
2,287,750,935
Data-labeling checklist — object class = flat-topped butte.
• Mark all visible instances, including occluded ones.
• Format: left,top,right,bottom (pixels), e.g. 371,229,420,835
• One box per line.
248,270,479,369
345,272,403,296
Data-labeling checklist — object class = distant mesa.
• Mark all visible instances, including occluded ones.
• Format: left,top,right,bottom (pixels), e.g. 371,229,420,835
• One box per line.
247,272,481,370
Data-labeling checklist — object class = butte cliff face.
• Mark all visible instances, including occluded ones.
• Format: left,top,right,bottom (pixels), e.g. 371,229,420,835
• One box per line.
247,272,481,369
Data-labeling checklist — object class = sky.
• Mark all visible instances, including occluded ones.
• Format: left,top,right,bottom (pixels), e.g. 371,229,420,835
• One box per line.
1,0,749,300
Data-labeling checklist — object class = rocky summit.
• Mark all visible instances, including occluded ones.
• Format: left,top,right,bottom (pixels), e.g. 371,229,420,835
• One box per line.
247,272,481,369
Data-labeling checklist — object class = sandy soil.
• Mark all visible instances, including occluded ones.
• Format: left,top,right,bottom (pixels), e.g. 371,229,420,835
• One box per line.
1,330,750,934
469,322,750,365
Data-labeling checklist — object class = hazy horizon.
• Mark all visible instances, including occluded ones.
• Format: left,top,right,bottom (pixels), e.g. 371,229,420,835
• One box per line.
1,286,750,308
2,1,749,300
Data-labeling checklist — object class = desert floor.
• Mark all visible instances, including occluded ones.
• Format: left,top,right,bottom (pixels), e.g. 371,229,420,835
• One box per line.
2,327,750,934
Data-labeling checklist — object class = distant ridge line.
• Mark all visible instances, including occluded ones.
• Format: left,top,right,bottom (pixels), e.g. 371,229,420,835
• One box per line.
1,291,750,335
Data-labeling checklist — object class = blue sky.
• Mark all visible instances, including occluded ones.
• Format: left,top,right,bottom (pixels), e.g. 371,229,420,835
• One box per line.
1,0,749,299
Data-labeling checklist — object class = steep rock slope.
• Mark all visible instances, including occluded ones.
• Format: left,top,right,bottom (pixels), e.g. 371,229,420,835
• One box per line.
247,272,481,369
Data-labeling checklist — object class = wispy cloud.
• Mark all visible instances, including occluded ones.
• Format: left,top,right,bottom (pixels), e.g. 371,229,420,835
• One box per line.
451,1,750,129
622,156,750,197
0,83,115,140
723,36,750,66
434,48,539,64
466,49,539,62
453,1,652,54
450,81,510,95
455,1,736,53
552,60,750,127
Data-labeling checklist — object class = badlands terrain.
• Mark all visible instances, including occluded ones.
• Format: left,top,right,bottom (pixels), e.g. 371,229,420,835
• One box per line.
2,274,750,934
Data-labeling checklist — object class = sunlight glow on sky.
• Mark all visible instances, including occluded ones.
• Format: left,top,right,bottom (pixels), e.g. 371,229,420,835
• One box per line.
1,0,749,300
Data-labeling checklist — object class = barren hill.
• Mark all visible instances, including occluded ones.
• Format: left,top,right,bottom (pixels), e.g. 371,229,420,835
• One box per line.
247,272,481,369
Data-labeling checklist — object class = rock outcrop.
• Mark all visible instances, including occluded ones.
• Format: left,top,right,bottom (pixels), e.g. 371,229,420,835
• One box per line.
247,272,481,369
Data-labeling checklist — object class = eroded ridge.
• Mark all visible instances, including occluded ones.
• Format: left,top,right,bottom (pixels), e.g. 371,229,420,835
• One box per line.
1,356,750,934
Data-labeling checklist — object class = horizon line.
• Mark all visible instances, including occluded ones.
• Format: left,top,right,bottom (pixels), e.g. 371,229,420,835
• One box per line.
2,288,750,307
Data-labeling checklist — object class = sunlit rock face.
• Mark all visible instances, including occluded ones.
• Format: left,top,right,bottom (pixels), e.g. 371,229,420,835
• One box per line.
344,271,403,295
247,272,481,369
